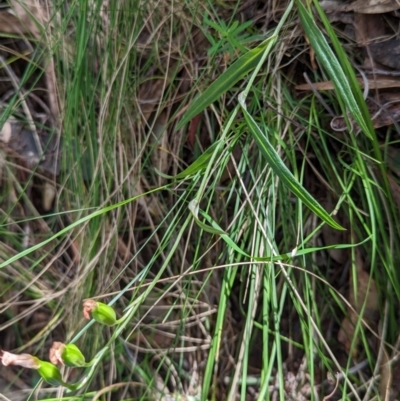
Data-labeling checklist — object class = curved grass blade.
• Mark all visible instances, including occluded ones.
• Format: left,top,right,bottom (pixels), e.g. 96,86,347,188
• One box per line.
155,140,222,180
189,199,226,235
176,35,277,130
238,93,344,231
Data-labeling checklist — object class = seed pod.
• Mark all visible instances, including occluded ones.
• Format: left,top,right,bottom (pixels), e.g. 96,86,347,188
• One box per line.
83,299,117,326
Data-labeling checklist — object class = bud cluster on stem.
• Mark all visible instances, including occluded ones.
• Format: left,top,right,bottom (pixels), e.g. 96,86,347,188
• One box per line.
1,298,120,389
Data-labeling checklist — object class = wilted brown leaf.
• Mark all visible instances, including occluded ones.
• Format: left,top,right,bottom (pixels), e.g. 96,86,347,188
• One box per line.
0,9,30,34
332,93,400,130
42,182,56,211
369,40,400,70
354,13,386,49
137,77,166,122
151,111,171,185
387,148,400,177
386,174,400,212
338,250,379,355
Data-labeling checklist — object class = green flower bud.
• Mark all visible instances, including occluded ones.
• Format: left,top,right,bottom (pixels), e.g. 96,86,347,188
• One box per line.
49,342,86,367
37,360,63,386
83,299,117,326
62,344,86,367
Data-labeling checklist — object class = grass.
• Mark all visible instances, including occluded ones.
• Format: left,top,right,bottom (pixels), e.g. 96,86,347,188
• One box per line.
0,0,399,400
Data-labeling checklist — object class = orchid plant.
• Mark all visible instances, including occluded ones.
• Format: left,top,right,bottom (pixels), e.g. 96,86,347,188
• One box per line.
0,299,119,390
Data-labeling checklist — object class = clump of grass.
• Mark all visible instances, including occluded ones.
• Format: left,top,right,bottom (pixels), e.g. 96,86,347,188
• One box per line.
0,1,399,401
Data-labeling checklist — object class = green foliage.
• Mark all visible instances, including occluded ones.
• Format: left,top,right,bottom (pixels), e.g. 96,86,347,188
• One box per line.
176,35,277,129
296,0,375,140
204,17,259,58
1,1,399,400
239,93,344,230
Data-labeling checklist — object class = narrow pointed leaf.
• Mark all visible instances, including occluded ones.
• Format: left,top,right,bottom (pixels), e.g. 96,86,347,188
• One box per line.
177,35,277,130
189,200,226,235
239,94,344,230
162,140,222,179
200,209,251,257
296,1,374,139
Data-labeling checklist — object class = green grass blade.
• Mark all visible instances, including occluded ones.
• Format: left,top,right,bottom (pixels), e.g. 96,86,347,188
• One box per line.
200,209,252,257
176,35,277,129
188,199,226,235
296,1,374,139
239,93,344,230
311,0,376,138
156,140,223,180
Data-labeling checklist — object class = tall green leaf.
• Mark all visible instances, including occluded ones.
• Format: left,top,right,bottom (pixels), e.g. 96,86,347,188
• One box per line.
296,1,374,139
239,93,344,230
176,35,277,129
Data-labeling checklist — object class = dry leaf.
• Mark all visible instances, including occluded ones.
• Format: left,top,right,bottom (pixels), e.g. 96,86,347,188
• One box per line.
187,114,201,149
220,144,242,184
337,316,355,352
321,226,348,264
386,174,400,212
350,0,400,14
390,358,400,399
117,236,133,266
330,96,400,130
387,148,400,177
369,40,400,70
338,250,379,355
336,93,400,130
354,13,386,49
0,8,32,34
151,111,171,185
0,120,13,144
321,198,348,264
137,77,166,121
296,86,400,130
42,182,56,211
